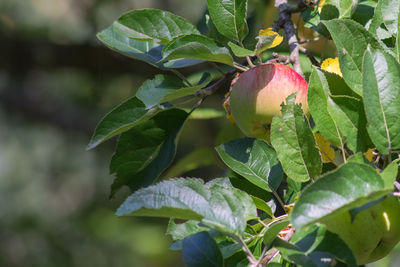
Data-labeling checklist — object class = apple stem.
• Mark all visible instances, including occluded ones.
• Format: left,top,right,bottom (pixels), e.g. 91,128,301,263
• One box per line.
257,54,263,65
245,56,256,68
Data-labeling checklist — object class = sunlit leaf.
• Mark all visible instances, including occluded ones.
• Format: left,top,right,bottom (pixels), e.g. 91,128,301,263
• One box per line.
323,19,383,96
270,95,322,182
117,178,257,235
117,9,199,44
87,97,159,149
206,0,248,41
291,162,390,229
362,48,400,154
216,138,283,192
307,66,344,146
162,34,234,65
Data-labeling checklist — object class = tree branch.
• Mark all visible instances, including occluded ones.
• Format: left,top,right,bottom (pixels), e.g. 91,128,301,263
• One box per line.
273,0,304,77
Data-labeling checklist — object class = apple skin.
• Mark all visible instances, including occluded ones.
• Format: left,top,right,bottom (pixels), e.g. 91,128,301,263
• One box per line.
320,196,400,265
229,63,308,140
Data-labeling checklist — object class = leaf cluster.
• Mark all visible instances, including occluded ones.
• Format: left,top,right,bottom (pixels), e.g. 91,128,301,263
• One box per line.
89,0,400,266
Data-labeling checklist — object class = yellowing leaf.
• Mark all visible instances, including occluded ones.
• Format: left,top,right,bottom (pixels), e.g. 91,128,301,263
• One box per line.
318,0,325,13
314,133,335,163
364,148,376,162
255,28,283,54
321,58,342,77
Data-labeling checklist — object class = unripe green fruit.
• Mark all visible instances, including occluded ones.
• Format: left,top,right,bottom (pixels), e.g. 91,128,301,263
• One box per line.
229,63,308,140
321,196,400,265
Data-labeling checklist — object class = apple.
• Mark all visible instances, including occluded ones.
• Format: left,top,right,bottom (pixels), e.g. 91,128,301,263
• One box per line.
229,63,308,140
320,196,400,265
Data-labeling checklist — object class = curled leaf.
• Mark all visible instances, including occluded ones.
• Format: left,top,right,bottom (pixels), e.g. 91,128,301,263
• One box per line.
255,28,283,54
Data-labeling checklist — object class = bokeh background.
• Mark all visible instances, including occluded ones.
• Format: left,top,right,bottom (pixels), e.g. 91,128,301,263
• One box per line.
0,0,399,266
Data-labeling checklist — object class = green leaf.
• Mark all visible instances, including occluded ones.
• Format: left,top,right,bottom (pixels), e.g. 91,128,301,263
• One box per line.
263,219,289,248
272,238,317,266
228,172,275,203
309,227,357,267
323,19,382,95
251,196,273,218
98,23,202,70
228,42,255,57
351,0,376,26
216,138,283,192
87,97,159,150
162,34,234,65
301,7,324,35
381,158,400,189
362,48,400,154
282,225,357,267
321,0,358,19
301,0,358,36
370,0,399,37
182,232,223,267
206,14,230,46
167,220,208,241
164,147,223,178
326,95,370,152
109,109,189,197
270,95,322,182
291,162,390,229
398,9,400,62
307,66,343,146
116,178,257,235
347,152,368,164
206,0,248,41
136,73,211,109
97,24,165,69
117,9,199,44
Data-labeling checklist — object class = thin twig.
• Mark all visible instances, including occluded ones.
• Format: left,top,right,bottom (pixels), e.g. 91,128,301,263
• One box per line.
237,236,258,265
239,41,256,68
298,46,320,67
256,247,269,266
266,52,291,64
190,69,236,113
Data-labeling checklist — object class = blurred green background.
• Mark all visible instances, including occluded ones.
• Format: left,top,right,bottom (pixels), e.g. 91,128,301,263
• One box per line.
1,0,400,266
